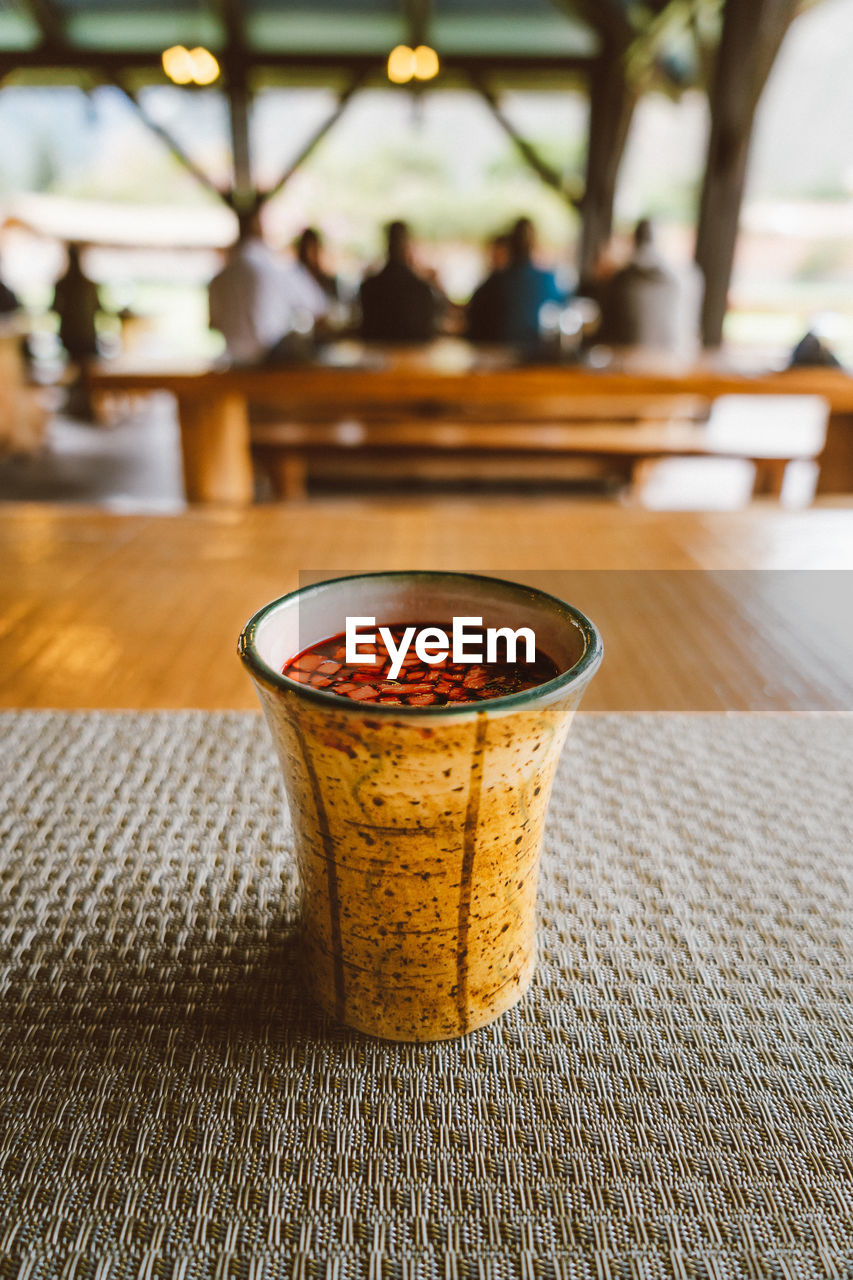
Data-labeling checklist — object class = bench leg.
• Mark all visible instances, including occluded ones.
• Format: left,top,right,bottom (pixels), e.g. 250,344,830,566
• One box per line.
752,458,789,499
816,411,853,494
269,453,308,501
176,392,254,505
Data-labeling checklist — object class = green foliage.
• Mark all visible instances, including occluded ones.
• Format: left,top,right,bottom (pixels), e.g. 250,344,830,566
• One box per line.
286,130,580,256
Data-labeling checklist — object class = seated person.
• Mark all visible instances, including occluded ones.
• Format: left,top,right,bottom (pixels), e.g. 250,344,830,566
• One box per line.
209,212,327,364
597,218,703,360
466,234,510,343
53,243,101,363
296,227,339,303
359,221,437,343
789,328,842,369
466,218,567,346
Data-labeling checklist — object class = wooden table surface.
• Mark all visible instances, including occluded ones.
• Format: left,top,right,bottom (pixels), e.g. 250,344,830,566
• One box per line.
3,499,852,712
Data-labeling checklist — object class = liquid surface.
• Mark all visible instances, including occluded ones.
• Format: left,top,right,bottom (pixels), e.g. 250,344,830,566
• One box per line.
283,623,561,706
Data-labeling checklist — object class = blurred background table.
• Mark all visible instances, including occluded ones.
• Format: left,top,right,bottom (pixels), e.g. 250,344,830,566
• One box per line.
87,358,853,504
2,499,851,712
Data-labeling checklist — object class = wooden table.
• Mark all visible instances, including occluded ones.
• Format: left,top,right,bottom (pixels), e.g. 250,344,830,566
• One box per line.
3,500,852,712
87,359,853,504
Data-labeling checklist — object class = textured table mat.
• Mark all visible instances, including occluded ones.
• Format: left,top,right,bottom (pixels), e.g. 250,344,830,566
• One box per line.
0,711,851,1280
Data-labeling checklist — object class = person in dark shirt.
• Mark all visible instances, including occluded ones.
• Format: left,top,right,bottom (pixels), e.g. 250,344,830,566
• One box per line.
467,217,566,346
789,329,842,369
53,243,100,362
359,221,436,343
467,234,510,342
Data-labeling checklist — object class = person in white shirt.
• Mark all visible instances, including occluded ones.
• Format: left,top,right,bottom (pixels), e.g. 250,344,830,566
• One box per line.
598,219,704,364
208,212,328,365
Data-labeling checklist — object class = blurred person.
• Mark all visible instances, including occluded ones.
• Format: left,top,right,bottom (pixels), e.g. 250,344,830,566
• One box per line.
0,265,20,319
581,241,618,308
789,328,843,369
597,218,703,360
487,233,512,275
52,243,104,418
53,243,100,362
467,218,567,346
296,227,339,303
466,234,510,342
359,221,437,343
209,211,327,365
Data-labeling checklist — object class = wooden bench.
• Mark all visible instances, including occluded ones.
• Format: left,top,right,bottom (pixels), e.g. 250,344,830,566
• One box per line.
249,412,826,500
87,357,853,504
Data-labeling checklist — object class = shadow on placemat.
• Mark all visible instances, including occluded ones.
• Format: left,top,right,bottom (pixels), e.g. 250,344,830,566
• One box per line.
7,915,338,1046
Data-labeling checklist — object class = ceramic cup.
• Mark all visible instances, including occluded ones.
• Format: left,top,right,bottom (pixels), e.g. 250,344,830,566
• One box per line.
239,572,602,1041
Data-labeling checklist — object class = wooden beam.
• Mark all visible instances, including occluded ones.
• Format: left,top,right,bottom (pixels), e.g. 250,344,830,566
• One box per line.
578,45,636,286
470,72,579,207
219,0,254,211
17,0,232,213
695,0,801,347
404,0,432,50
227,81,254,212
0,47,595,77
258,72,368,205
108,77,234,208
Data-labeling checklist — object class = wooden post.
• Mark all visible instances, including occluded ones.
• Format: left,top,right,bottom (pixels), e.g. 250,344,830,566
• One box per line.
695,0,800,347
269,454,309,501
228,77,254,212
220,0,255,215
176,392,254,505
578,46,636,288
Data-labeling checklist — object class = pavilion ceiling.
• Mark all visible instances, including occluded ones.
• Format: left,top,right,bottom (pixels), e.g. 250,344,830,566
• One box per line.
0,0,715,90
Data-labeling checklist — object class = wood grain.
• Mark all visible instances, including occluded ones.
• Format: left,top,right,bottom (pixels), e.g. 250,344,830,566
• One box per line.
2,500,852,711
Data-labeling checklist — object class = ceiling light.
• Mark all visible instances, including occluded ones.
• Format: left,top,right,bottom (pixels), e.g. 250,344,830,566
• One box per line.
412,45,439,81
162,44,221,86
189,46,220,85
387,44,416,85
162,45,195,85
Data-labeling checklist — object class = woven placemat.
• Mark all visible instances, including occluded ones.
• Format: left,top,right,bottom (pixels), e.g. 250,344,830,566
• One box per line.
0,711,851,1280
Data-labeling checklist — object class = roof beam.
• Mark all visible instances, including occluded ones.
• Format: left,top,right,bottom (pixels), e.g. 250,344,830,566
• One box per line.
218,0,254,209
0,48,596,77
228,80,253,212
404,0,432,49
9,0,234,211
258,71,368,206
107,76,234,209
469,72,581,208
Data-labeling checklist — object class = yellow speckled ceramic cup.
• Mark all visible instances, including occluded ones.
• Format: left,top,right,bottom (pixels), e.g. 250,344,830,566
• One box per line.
239,572,602,1041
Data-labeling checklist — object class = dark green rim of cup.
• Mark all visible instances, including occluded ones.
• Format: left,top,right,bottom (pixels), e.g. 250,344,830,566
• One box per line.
238,570,603,718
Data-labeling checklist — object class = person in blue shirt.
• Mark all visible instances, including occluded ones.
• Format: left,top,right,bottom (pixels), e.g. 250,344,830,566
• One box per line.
467,217,567,346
